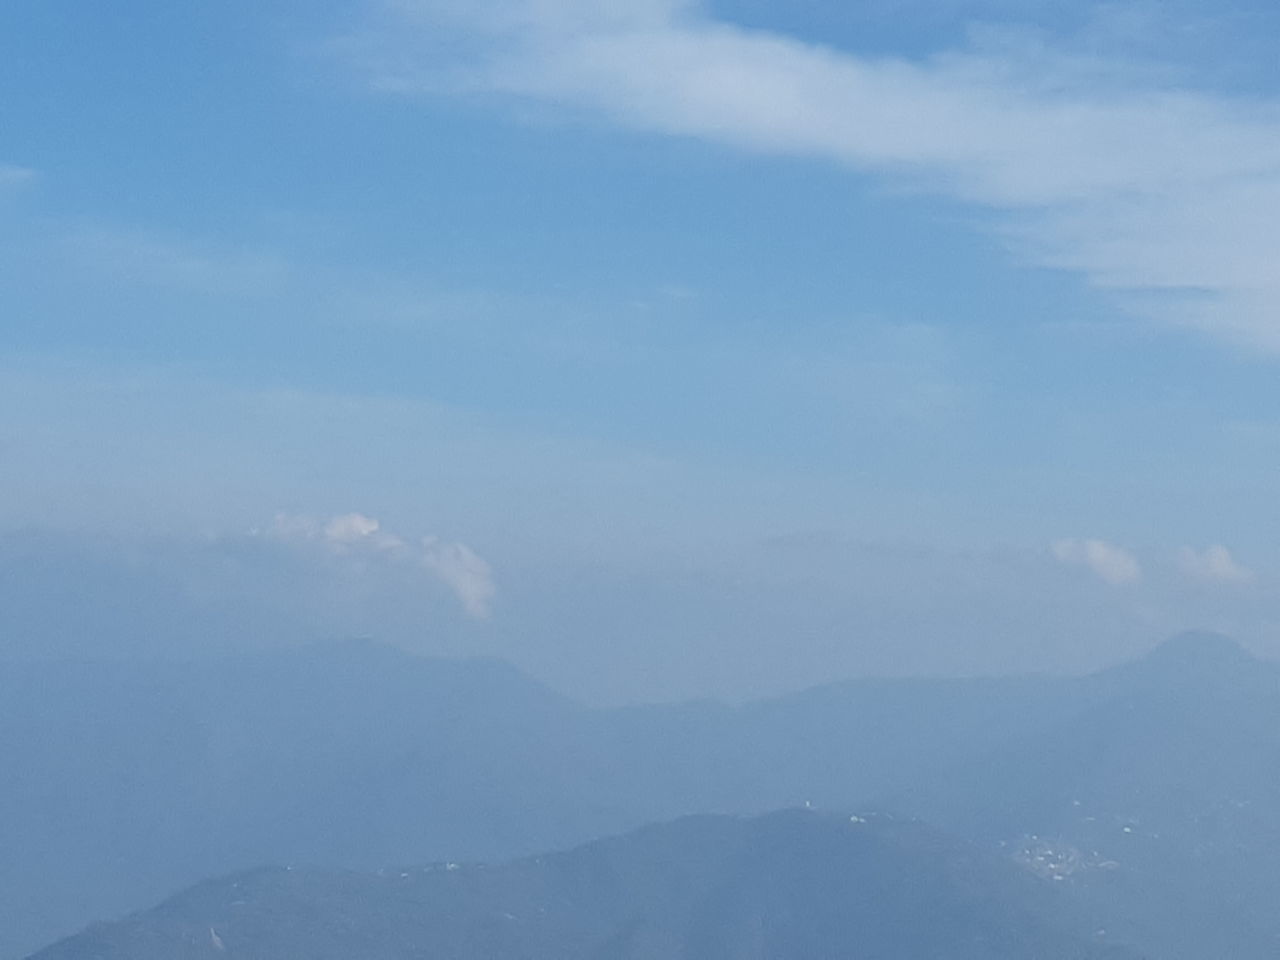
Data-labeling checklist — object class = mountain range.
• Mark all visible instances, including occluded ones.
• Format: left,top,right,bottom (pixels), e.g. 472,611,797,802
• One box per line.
4,632,1277,959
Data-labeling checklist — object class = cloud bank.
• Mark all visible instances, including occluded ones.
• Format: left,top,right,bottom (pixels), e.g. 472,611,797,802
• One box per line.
264,512,496,618
352,0,1280,349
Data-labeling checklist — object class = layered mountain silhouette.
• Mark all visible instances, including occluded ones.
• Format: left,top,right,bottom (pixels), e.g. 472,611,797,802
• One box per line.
5,633,1278,960
27,811,1140,960
897,632,1280,960
0,640,1085,958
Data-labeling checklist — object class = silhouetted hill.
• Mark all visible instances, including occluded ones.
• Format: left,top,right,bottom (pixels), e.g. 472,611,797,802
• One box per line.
0,643,584,959
6,634,1279,959
27,811,1141,960
895,632,1280,959
0,642,1088,958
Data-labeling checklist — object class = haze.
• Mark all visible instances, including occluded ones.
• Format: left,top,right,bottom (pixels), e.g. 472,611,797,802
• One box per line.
10,5,1280,960
6,1,1280,703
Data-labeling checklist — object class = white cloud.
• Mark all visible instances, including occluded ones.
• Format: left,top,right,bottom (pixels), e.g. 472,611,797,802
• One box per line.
320,512,408,552
262,513,494,617
1052,538,1142,585
322,512,383,543
422,537,497,619
1177,544,1254,584
354,0,1280,349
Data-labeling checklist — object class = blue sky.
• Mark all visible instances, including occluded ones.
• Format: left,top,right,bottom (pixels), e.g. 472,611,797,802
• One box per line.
3,0,1280,701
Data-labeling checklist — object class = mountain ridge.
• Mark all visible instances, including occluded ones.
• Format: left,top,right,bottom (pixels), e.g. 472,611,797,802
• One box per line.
4,633,1275,959
26,810,1143,960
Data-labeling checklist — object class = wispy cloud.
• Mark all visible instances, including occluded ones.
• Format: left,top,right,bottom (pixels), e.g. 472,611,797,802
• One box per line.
1177,544,1254,584
68,224,288,295
1052,537,1142,585
0,165,37,189
422,537,497,619
350,0,1280,349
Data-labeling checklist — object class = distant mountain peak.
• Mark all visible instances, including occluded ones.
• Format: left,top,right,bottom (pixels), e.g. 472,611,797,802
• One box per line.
1094,630,1272,695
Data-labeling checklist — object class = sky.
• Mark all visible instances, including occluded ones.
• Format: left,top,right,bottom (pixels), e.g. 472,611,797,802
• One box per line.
3,0,1280,703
